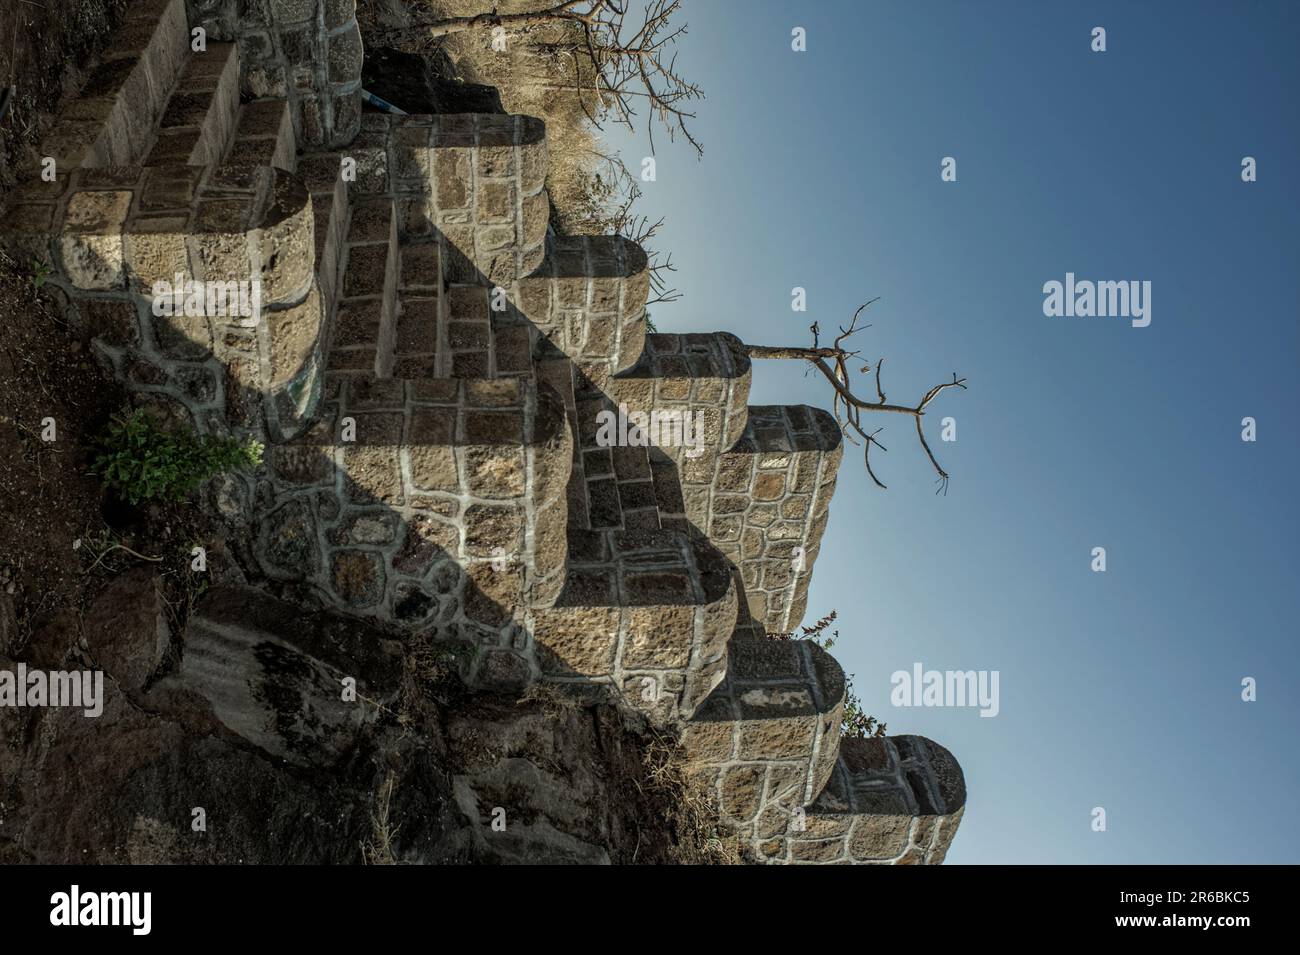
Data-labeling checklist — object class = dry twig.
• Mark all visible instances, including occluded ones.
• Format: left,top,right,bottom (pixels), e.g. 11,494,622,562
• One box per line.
748,300,967,492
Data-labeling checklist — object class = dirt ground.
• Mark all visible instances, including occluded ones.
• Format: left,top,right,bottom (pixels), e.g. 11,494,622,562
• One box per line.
0,243,112,648
0,0,184,665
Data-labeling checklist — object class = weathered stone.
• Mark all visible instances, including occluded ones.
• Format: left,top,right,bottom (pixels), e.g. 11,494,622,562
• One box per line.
719,765,764,821
477,649,530,689
260,497,319,577
435,148,470,209
154,584,401,768
327,24,363,84
257,171,314,303
59,190,132,289
393,514,459,574
462,446,526,497
463,504,522,557
128,225,193,289
267,287,322,385
330,550,384,607
152,312,212,359
534,607,618,675
847,815,910,861
341,446,402,504
462,561,522,627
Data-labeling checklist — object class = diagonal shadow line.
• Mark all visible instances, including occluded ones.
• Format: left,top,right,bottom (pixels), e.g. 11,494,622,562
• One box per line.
237,210,752,719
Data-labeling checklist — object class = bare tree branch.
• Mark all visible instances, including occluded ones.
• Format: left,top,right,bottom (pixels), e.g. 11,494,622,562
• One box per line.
746,300,968,492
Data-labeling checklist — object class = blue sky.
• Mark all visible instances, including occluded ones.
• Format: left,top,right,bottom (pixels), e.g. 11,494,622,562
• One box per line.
603,0,1300,863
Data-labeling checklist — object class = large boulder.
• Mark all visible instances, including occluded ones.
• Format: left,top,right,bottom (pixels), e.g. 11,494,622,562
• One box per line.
148,585,403,769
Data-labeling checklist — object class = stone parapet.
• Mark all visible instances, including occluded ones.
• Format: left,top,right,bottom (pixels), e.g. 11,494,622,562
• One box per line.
682,636,845,848
534,529,737,721
517,235,650,384
682,405,843,637
773,735,966,865
605,331,752,461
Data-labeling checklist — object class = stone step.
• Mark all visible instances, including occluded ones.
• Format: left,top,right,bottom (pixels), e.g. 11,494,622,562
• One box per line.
389,241,444,379
533,528,737,722
680,635,846,851
223,98,298,173
435,282,536,380
377,234,539,383
529,353,667,534
572,439,672,533
36,0,189,170
187,0,364,150
365,232,653,388
143,42,242,167
537,334,749,535
325,198,400,378
775,735,966,865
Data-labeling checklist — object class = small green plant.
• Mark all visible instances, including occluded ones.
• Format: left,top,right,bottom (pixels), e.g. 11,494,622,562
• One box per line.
31,259,51,289
772,609,886,740
840,678,887,740
94,410,262,505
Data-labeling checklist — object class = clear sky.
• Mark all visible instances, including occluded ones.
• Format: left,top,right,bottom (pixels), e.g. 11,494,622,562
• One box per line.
603,0,1300,863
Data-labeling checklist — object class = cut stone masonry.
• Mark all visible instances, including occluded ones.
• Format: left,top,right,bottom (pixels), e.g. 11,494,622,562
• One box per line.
0,0,964,864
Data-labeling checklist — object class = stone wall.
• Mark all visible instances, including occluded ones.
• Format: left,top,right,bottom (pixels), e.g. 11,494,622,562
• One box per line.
257,374,572,663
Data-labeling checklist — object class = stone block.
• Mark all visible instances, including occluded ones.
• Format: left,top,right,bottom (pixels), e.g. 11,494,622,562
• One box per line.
59,190,133,290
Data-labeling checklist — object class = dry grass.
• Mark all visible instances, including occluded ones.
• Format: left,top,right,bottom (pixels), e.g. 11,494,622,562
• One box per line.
361,770,402,864
518,679,584,718
640,735,743,865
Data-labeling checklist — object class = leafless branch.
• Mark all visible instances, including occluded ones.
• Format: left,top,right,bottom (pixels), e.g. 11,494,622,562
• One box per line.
747,300,967,492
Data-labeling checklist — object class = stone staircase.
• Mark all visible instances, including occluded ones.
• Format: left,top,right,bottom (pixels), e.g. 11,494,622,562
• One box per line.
0,0,964,865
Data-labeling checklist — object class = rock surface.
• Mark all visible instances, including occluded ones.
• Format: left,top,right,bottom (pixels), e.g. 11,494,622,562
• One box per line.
84,566,170,692
0,581,719,864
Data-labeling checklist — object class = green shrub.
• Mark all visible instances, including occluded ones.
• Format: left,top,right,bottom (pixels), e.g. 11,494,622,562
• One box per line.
772,609,886,739
94,410,262,505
